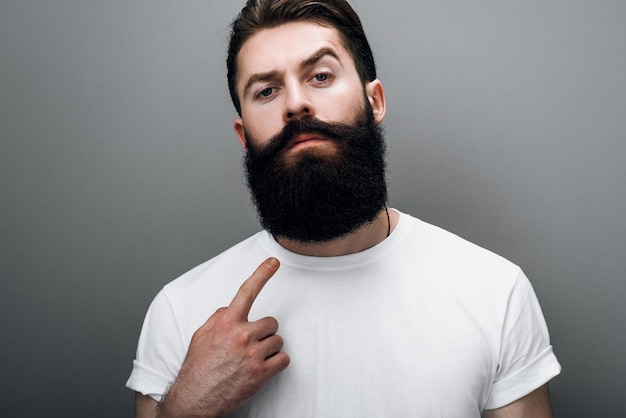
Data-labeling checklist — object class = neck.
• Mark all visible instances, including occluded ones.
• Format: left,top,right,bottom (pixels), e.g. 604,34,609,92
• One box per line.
276,207,398,257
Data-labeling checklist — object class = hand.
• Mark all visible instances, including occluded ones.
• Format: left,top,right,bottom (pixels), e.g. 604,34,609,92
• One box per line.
157,258,290,418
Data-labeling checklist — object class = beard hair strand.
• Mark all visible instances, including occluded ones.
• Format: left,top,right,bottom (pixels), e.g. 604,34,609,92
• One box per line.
244,102,387,244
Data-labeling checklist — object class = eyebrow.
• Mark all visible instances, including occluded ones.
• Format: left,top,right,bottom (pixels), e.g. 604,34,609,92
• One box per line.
242,47,341,99
242,70,281,99
299,47,341,72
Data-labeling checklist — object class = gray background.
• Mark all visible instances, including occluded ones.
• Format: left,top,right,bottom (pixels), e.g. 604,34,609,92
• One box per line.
1,0,624,416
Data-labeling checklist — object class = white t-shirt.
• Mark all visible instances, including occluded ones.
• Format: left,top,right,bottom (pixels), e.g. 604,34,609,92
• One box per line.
127,210,560,416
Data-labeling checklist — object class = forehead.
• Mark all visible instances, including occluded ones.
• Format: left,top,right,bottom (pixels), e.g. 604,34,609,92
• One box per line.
236,21,354,89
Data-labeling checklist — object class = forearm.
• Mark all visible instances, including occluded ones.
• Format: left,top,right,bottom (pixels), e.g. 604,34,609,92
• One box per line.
482,384,553,418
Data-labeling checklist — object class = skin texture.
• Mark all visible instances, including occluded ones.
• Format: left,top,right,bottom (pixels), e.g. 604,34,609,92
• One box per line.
135,393,157,418
134,21,555,418
483,384,553,418
233,21,391,257
136,382,554,418
143,258,290,418
233,22,385,153
135,22,393,418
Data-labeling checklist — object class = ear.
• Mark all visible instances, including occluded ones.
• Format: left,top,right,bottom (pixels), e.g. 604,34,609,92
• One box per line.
365,79,386,124
233,117,248,151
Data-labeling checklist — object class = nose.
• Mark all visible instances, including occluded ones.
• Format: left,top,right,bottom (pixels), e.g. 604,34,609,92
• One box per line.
283,81,314,122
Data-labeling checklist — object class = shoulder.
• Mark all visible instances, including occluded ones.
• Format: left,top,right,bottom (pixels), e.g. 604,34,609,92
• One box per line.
152,231,273,324
166,231,268,290
397,211,521,285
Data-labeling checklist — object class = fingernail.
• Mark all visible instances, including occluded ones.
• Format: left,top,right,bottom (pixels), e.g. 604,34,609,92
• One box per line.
267,258,279,268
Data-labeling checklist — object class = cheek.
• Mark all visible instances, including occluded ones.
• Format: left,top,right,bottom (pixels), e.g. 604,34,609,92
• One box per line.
317,85,366,123
242,111,282,148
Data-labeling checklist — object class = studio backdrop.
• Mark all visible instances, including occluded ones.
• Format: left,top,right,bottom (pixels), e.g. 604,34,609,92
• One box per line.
1,0,624,416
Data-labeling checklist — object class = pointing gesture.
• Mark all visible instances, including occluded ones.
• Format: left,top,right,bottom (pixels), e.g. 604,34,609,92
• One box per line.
228,257,280,321
157,258,290,418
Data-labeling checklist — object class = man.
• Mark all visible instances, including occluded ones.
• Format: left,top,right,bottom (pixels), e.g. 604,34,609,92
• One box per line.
127,0,561,417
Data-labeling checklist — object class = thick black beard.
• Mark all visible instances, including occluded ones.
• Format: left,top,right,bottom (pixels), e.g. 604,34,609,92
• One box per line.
244,105,387,243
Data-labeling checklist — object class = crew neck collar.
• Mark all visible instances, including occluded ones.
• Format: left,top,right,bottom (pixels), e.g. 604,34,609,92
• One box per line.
259,209,409,270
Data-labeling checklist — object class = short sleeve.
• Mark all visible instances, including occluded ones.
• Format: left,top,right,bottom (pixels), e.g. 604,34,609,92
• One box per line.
484,270,561,409
126,289,186,401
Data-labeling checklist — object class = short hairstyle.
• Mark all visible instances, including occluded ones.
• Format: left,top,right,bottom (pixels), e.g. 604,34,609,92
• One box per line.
227,0,377,115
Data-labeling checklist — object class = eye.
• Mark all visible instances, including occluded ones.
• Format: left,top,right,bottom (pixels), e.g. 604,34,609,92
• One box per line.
314,73,329,82
259,87,273,97
253,86,277,101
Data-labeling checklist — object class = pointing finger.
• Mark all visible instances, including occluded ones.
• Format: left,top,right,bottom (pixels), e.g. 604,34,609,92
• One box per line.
228,258,280,321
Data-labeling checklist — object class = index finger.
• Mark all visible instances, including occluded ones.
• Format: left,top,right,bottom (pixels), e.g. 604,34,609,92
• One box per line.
228,257,280,321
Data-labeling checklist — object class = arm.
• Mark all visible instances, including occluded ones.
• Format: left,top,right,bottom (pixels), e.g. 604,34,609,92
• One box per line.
135,393,158,418
483,384,553,418
136,258,290,418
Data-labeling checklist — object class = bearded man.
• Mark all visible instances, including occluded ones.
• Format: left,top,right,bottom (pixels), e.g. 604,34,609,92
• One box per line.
127,1,561,417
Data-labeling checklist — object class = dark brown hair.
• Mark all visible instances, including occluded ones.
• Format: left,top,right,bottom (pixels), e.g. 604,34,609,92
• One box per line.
227,0,377,115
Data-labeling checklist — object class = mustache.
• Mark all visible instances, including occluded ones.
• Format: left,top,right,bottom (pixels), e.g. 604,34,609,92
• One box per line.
246,115,370,158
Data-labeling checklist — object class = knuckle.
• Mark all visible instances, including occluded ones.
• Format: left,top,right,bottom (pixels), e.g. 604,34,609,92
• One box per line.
233,328,254,346
245,343,264,361
249,361,267,379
